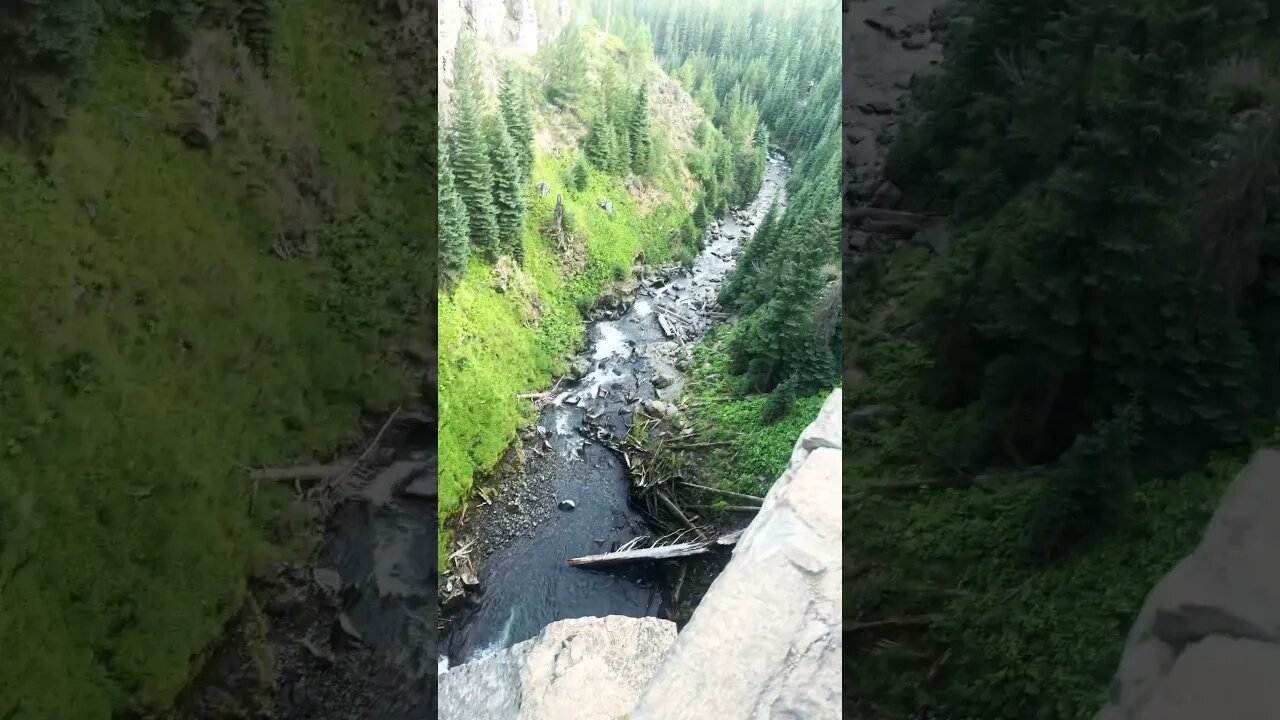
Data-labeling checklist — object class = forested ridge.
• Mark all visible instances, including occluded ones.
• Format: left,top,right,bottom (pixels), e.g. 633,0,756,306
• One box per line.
0,1,436,716
625,0,844,496
847,0,1280,717
437,0,842,560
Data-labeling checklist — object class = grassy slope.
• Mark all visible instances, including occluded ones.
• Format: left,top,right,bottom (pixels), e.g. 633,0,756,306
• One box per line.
0,1,432,717
679,325,835,499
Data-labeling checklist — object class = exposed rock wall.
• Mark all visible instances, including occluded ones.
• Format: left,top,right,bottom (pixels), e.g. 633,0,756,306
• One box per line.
438,0,571,113
438,390,844,719
1094,450,1280,720
630,390,843,719
439,615,677,720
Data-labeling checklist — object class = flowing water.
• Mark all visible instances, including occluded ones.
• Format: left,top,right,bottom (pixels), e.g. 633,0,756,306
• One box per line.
440,152,792,668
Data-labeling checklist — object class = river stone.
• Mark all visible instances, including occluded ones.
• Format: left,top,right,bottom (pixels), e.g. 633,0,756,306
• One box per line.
559,499,576,511
568,357,591,379
652,372,674,389
439,616,677,720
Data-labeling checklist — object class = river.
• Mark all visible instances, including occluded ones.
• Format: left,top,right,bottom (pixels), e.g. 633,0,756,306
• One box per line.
440,151,792,669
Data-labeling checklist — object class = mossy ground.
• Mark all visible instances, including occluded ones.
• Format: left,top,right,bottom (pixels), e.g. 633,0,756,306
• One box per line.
0,1,433,716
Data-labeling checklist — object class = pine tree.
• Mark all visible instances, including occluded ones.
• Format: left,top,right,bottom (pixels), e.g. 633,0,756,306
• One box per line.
691,196,708,231
439,143,471,283
499,63,535,179
761,376,797,425
547,22,588,107
720,199,780,305
487,115,526,262
629,84,653,172
583,115,618,171
572,159,590,190
449,30,499,256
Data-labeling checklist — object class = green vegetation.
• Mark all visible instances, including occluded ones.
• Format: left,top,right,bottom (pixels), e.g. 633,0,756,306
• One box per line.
0,0,435,717
447,30,500,260
436,7,701,554
439,145,687,561
844,0,1280,717
679,327,833,499
631,0,842,419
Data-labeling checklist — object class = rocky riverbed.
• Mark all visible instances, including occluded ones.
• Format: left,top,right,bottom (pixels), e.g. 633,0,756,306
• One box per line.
439,152,793,670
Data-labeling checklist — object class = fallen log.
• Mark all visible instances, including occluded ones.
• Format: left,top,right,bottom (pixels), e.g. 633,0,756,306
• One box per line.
655,489,706,539
249,463,347,481
846,615,941,634
657,313,676,338
678,481,764,504
667,440,734,450
567,529,745,567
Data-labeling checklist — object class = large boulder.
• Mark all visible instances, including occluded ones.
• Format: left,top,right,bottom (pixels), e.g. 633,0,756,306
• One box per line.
631,391,843,719
1095,450,1280,720
439,615,676,720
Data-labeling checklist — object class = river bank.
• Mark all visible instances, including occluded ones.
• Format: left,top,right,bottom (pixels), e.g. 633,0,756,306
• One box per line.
179,409,439,719
439,151,792,669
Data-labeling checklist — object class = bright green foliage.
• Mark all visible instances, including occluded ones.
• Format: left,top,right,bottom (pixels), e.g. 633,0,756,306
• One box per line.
440,142,471,282
632,0,841,408
487,114,526,262
678,325,835,498
498,63,534,178
571,158,590,190
546,21,588,107
448,29,499,257
629,84,653,172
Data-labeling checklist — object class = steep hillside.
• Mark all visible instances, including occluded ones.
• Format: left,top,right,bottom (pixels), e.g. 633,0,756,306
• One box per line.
0,1,435,717
843,1,1280,718
436,8,708,560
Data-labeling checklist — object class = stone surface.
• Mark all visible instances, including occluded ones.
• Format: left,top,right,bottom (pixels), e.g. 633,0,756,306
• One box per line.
441,391,842,720
438,615,676,720
1094,450,1280,720
631,391,842,720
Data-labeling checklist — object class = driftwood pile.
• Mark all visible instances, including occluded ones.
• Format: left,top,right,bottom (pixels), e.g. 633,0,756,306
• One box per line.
566,406,764,568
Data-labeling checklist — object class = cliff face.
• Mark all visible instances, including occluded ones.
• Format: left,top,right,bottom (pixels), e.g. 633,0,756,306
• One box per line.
437,0,571,112
1095,450,1280,720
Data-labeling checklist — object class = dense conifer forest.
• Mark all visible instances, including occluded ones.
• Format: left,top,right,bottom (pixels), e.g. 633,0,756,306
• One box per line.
846,1,1280,717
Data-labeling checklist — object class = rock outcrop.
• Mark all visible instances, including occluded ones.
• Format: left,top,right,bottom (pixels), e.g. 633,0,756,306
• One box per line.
438,0,571,111
630,390,843,719
1094,450,1280,720
439,390,843,719
438,615,677,720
